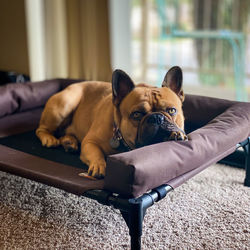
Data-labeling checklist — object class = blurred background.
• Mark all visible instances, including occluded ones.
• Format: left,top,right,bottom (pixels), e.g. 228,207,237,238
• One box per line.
0,0,249,101
131,0,250,101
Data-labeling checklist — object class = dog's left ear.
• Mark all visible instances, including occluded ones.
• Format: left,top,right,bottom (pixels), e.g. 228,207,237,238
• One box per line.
112,69,135,106
162,66,184,102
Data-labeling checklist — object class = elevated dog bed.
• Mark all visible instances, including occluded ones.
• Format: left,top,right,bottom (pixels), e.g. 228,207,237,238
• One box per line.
0,79,249,250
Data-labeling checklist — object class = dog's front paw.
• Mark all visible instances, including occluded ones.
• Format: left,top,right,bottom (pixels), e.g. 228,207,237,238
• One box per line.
39,133,60,147
87,160,106,179
169,131,188,141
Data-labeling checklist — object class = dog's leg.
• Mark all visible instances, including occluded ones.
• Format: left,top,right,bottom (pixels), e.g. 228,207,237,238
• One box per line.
80,142,106,178
36,84,83,147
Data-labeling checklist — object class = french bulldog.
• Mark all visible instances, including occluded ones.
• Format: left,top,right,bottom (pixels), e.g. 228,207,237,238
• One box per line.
36,66,187,178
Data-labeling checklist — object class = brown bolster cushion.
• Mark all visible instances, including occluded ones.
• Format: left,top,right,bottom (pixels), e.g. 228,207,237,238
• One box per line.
0,79,79,119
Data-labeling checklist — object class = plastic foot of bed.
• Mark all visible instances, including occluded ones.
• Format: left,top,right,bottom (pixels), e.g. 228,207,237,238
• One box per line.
243,141,250,187
130,235,141,250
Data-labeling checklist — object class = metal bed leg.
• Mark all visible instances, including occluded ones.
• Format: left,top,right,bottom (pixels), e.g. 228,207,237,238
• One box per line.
107,185,172,250
243,141,250,187
221,137,250,186
120,185,172,250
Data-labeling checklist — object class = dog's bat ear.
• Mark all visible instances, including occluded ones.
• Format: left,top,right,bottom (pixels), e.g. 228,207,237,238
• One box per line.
162,66,184,102
112,69,135,106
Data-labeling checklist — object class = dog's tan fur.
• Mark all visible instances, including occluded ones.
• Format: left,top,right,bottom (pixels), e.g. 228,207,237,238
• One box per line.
36,67,186,178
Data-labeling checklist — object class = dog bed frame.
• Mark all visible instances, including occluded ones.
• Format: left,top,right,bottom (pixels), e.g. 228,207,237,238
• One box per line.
0,79,249,250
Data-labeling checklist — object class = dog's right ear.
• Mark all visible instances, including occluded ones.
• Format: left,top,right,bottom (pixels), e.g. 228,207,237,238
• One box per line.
162,66,184,102
112,69,135,106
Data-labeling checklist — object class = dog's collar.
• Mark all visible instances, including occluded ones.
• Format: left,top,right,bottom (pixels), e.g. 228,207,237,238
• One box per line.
110,123,132,151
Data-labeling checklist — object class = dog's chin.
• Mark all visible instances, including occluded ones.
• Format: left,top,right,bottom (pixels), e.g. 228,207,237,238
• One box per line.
136,130,172,148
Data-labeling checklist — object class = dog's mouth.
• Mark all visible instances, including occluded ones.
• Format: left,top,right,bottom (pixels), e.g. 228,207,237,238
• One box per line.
136,112,187,147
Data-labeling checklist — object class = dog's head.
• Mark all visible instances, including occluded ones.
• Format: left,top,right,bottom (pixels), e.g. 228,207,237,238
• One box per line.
112,66,187,150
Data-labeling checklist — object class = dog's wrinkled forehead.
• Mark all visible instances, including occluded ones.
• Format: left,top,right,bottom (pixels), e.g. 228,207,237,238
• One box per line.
120,85,182,114
150,87,181,109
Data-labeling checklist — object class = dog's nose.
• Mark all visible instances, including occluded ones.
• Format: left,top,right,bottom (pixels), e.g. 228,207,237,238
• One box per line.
147,113,165,125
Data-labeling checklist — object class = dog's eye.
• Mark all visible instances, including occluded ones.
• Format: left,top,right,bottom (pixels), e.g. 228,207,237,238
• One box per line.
166,108,177,116
131,111,144,121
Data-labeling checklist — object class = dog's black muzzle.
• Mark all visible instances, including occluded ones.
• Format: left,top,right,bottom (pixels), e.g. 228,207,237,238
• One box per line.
136,112,185,147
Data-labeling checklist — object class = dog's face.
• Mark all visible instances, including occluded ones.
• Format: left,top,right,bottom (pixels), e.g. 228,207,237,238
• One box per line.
112,66,187,149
